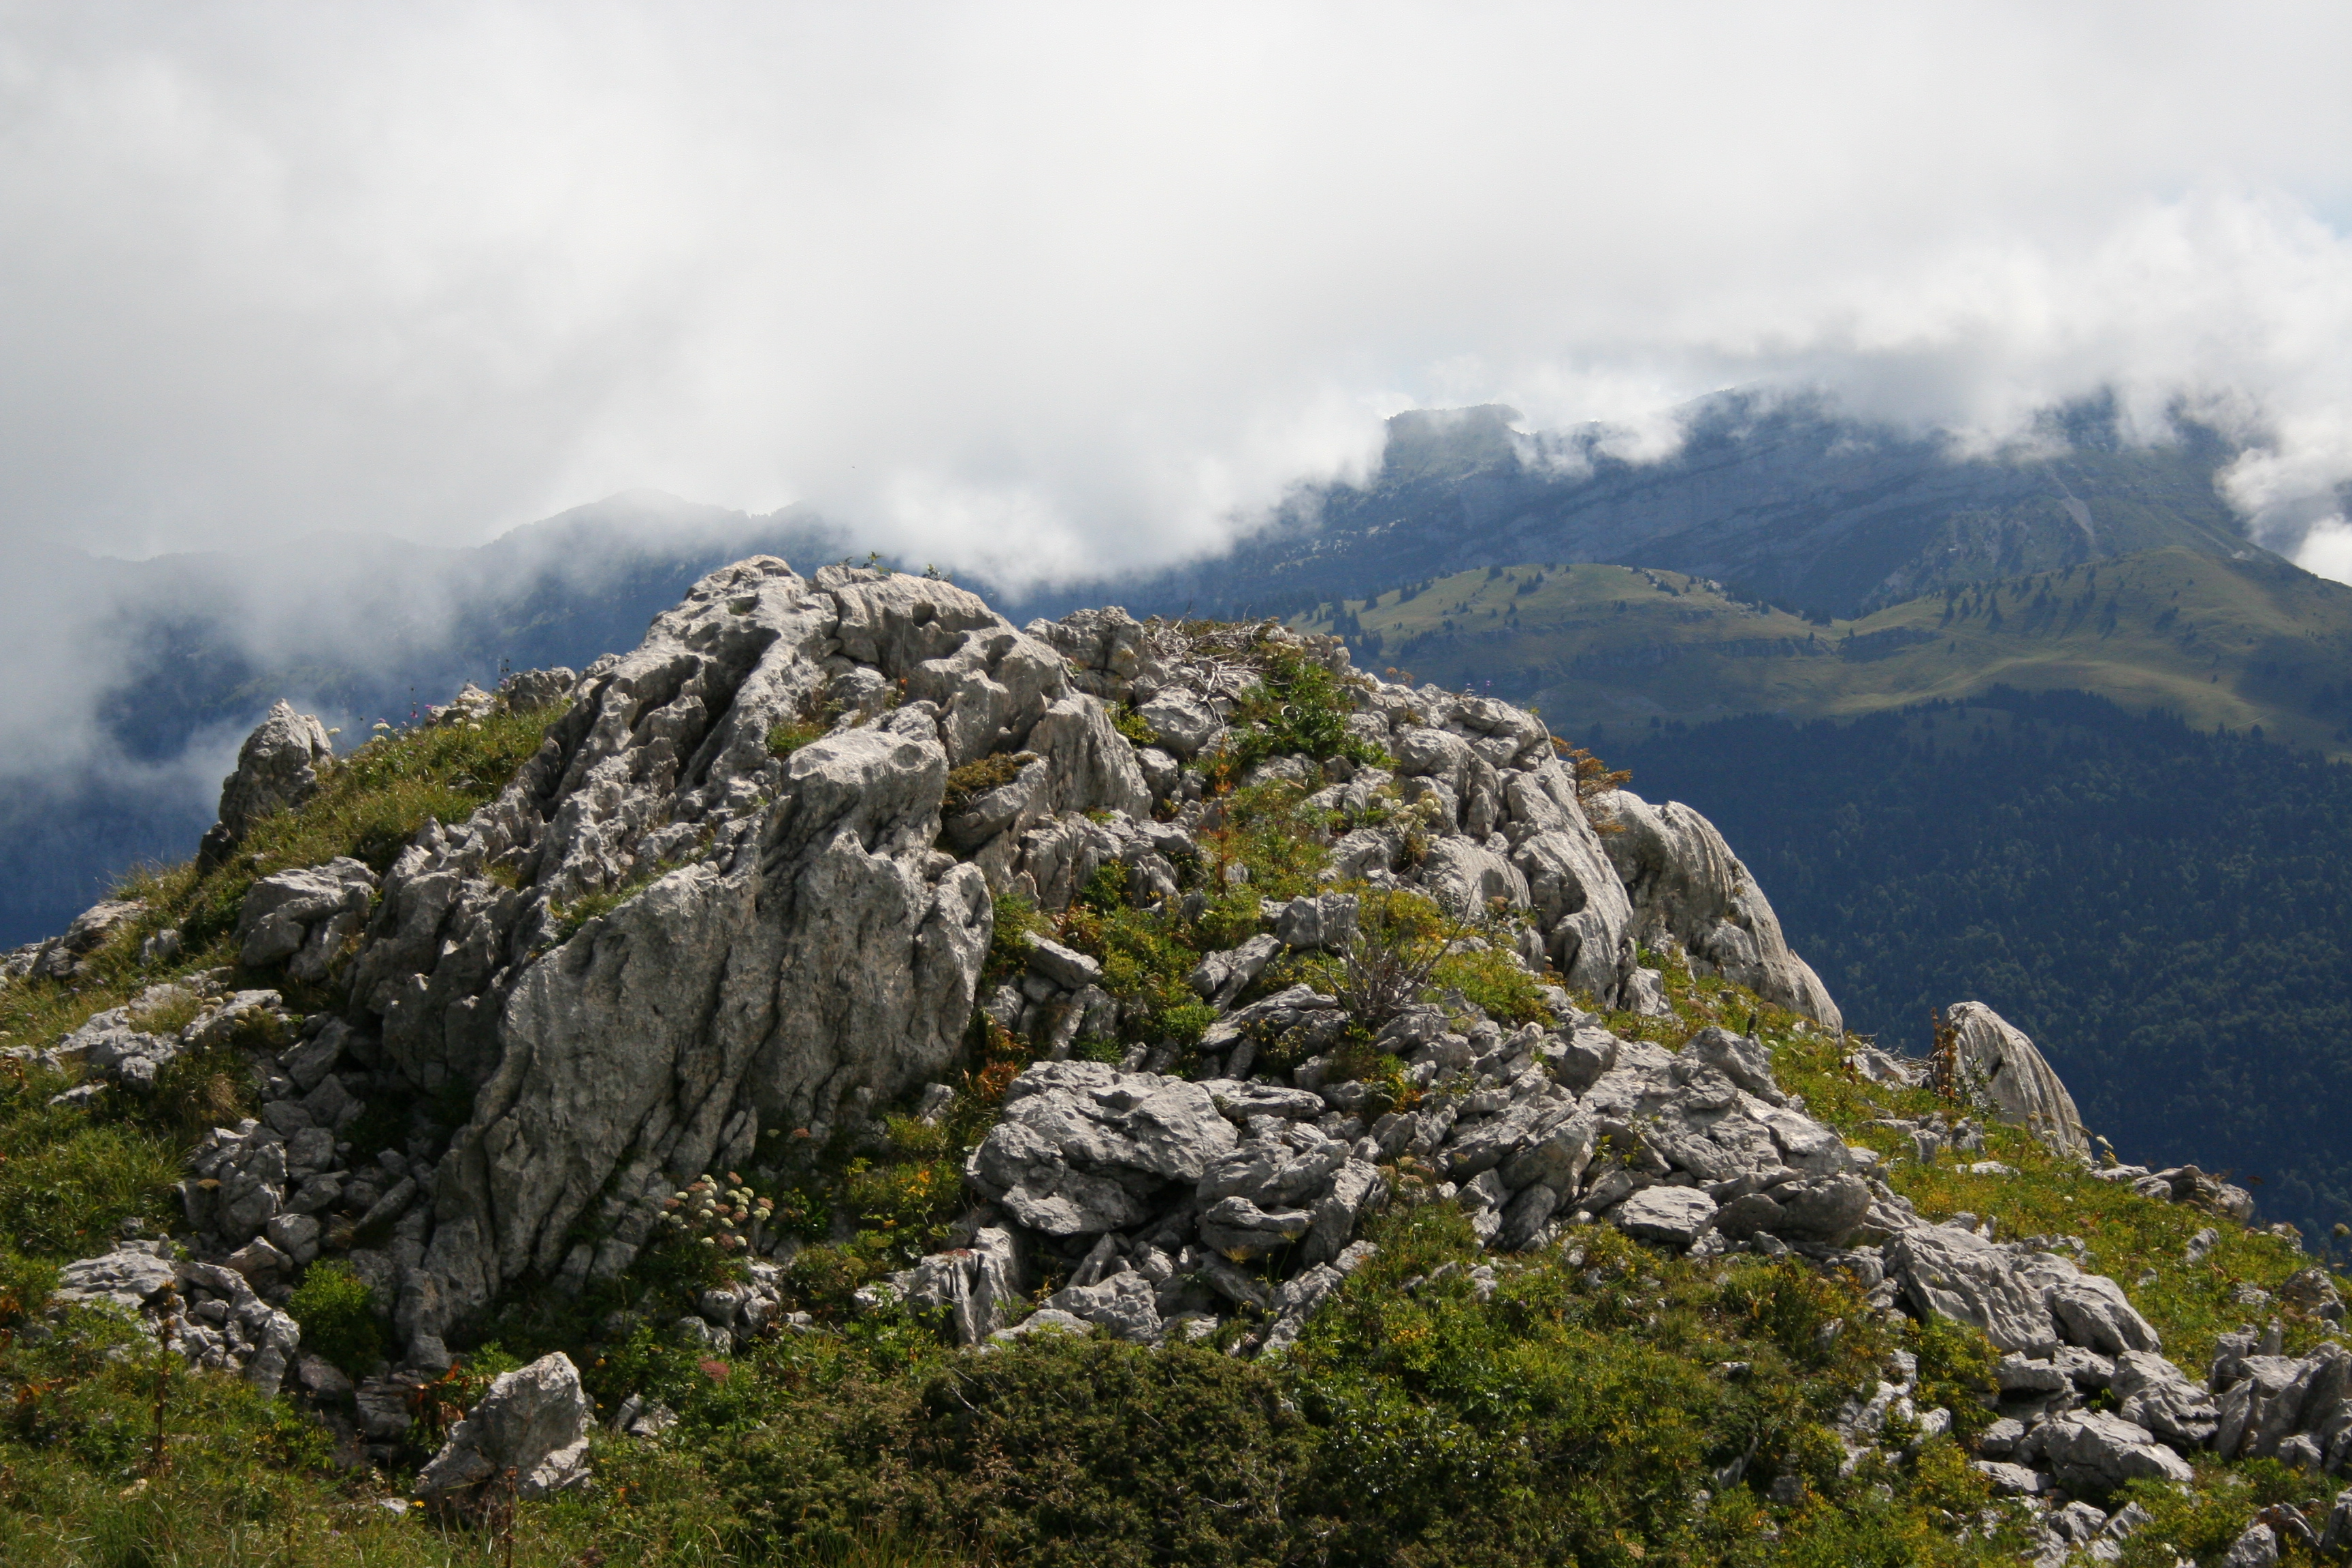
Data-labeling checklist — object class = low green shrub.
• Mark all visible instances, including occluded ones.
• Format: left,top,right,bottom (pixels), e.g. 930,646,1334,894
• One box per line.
1112,707,1159,748
287,1261,384,1377
941,751,1037,815
1215,643,1387,780
1430,940,1553,1025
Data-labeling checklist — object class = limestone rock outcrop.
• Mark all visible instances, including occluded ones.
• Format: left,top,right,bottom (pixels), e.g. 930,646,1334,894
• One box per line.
322,562,1175,1348
415,1350,592,1501
49,1239,302,1397
1601,791,1841,1028
27,559,1866,1371
1943,1002,2091,1160
199,700,337,869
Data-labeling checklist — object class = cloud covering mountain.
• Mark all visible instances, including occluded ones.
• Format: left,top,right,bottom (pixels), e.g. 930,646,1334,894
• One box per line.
1,2,2349,589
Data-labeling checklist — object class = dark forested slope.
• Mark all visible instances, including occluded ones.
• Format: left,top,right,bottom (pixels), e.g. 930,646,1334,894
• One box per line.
1606,688,2352,1243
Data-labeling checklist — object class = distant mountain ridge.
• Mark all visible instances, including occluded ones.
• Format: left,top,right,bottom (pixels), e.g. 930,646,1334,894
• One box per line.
1284,546,2352,760
1007,391,2266,625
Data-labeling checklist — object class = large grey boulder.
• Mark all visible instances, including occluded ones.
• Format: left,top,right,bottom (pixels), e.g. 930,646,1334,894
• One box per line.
1888,1224,2163,1367
199,700,336,868
1714,1174,1872,1245
426,721,992,1326
2323,1488,2352,1554
1886,1226,2061,1356
2031,1409,2195,1489
866,1228,1026,1345
2046,1272,2161,1356
1134,690,1220,759
1612,1186,1718,1249
1599,791,1840,1027
416,1351,592,1501
1944,1002,2091,1160
2110,1349,2219,1448
1418,838,1529,920
964,1062,1238,1235
238,858,378,981
335,562,1145,1352
2213,1342,2352,1466
1046,1271,1162,1341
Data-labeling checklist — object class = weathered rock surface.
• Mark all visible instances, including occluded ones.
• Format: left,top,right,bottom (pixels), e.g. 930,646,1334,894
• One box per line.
2210,1339,2352,1471
966,1061,1241,1234
2111,1350,2221,1448
1612,1185,1718,1247
200,700,336,869
325,563,1160,1345
1944,1002,2091,1160
2029,1409,2195,1488
415,1351,592,1501
1887,1224,2159,1362
239,858,379,981
49,1239,302,1396
1601,791,1840,1028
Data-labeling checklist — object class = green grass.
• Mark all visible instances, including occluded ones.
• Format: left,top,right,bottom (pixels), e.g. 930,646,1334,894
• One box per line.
1592,947,2330,1373
0,704,566,1380
0,1062,180,1262
0,703,562,1068
1294,549,2352,760
2,656,2345,1564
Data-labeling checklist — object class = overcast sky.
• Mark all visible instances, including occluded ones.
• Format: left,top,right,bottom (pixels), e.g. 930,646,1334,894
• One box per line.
4,2,2351,587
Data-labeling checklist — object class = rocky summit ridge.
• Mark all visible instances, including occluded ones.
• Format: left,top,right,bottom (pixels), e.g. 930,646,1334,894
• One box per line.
3,555,2349,1565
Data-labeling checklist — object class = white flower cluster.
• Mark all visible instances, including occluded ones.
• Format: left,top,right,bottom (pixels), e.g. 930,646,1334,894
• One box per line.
661,1172,773,1252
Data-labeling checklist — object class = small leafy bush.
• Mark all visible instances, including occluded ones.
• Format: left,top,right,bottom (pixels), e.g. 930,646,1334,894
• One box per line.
1112,707,1159,748
1198,781,1334,903
1430,939,1553,1025
1218,644,1386,779
981,888,1050,985
768,683,845,758
767,718,830,757
287,1262,384,1377
942,751,1036,815
1333,887,1458,1028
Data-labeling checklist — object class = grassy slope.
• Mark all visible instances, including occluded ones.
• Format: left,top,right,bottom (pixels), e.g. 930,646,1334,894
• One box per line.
1294,549,2352,759
2,940,2330,1567
0,662,2342,1566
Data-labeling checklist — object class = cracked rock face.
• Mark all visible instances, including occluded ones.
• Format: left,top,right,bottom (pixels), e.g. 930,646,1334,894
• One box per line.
239,859,378,982
1944,1002,2091,1160
370,563,1043,1343
1601,790,1841,1029
201,700,336,869
416,1351,592,1501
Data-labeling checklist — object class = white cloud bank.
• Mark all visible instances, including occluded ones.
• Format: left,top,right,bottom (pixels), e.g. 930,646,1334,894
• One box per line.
1,1,2351,584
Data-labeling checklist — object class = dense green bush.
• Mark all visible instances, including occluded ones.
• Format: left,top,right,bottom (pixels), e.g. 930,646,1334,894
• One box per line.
1214,644,1388,781
287,1262,385,1377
